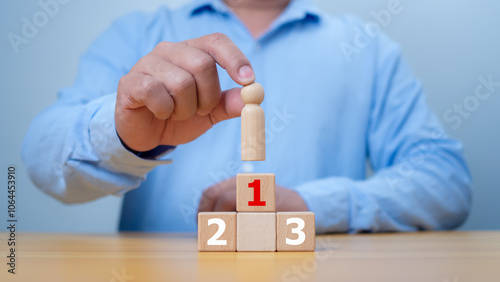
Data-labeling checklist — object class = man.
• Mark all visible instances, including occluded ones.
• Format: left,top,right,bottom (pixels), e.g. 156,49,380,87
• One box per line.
22,0,472,233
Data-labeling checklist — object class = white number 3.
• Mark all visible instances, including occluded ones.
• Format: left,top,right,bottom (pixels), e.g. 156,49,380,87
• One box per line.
207,218,227,246
286,218,306,246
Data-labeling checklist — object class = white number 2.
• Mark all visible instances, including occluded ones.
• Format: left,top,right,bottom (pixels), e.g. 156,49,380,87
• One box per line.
207,218,227,246
286,218,306,246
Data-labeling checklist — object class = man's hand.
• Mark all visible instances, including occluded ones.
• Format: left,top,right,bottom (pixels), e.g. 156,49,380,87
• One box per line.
198,177,309,213
115,33,255,152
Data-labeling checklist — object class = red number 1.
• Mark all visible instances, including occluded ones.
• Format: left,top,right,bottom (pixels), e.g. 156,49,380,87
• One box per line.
248,179,266,206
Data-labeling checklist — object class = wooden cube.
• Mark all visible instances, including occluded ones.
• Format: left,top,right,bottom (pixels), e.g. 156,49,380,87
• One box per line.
277,212,315,252
198,212,236,252
237,213,276,252
237,173,275,212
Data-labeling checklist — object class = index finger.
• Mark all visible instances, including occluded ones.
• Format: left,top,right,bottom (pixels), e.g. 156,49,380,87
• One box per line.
184,33,255,86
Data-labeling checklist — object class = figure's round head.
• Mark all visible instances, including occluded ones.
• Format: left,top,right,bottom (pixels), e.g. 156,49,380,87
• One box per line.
241,82,264,104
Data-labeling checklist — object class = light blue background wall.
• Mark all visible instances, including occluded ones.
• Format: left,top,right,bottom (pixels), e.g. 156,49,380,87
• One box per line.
1,0,499,233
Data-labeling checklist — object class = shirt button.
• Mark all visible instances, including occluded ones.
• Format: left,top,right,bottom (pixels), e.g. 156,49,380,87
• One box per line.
241,162,254,173
254,44,261,52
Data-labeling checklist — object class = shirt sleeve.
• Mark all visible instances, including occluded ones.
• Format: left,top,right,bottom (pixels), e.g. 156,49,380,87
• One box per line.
21,11,173,204
292,31,473,234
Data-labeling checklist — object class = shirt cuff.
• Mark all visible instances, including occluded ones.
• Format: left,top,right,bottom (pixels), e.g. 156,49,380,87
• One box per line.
291,177,351,234
88,94,173,177
119,137,176,160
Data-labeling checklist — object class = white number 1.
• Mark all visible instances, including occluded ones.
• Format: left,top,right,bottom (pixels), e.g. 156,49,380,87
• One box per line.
207,218,227,246
286,218,306,246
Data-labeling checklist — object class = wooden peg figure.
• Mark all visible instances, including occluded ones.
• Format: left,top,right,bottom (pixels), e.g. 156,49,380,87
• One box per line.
241,82,266,161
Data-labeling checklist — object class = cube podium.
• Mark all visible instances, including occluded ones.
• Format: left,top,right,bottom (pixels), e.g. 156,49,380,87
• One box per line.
197,173,316,252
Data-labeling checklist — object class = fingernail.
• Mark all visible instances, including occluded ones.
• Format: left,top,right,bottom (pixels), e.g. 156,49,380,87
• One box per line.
238,65,255,84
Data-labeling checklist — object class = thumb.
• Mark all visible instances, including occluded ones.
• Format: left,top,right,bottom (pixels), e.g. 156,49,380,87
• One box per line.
209,87,245,124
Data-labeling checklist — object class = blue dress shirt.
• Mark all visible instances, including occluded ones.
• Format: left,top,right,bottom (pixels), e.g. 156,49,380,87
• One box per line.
22,0,472,233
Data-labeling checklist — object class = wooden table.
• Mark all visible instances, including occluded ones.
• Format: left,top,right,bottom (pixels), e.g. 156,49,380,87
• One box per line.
1,232,499,282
